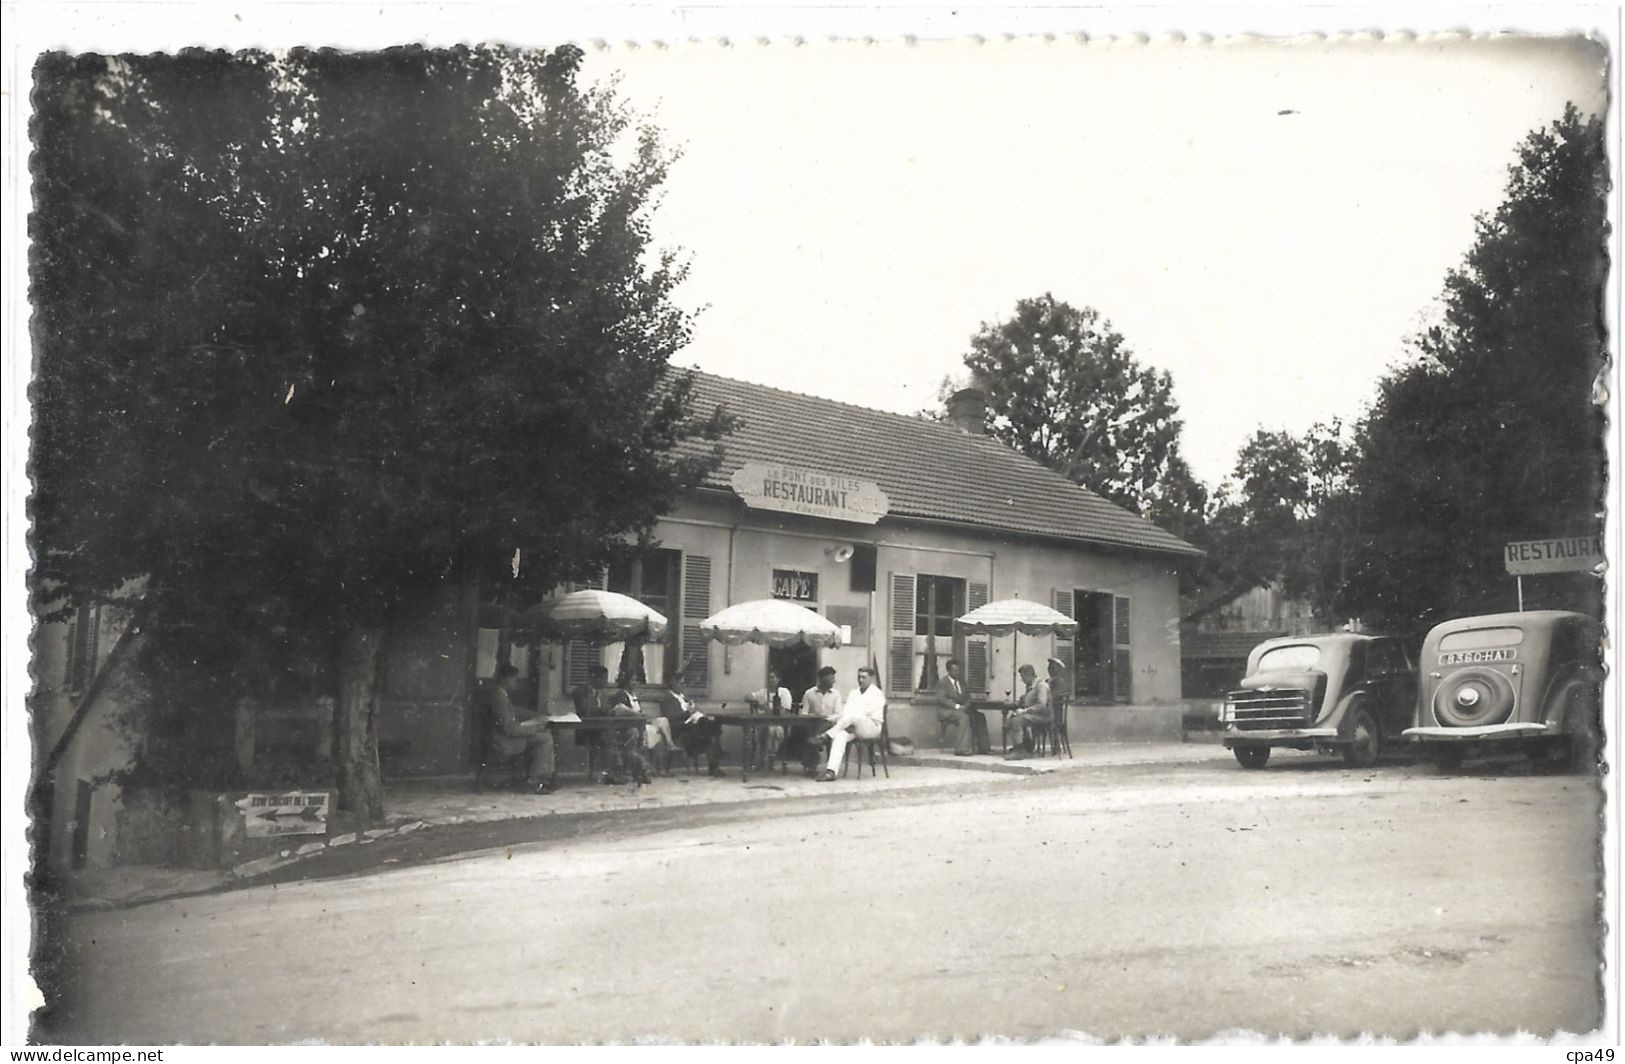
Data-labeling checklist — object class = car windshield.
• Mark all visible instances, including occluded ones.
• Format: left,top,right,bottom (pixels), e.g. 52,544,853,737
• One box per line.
1256,644,1321,672
1438,627,1526,651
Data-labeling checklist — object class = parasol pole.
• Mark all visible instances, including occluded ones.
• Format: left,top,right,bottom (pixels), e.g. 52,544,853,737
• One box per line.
1009,593,1021,701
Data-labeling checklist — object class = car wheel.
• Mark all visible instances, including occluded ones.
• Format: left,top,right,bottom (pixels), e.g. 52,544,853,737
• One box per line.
1342,707,1380,768
1431,746,1465,773
1233,744,1271,770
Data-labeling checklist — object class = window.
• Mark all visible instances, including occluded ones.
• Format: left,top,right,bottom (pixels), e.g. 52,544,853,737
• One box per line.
1438,627,1526,652
1367,641,1408,676
1069,591,1132,703
913,575,964,690
1257,644,1322,672
607,548,681,683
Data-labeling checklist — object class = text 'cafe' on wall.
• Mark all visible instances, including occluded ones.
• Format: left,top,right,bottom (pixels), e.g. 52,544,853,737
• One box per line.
377,374,1203,772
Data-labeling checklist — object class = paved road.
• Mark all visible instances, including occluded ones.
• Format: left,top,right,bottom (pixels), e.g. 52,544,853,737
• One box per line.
39,754,1606,1043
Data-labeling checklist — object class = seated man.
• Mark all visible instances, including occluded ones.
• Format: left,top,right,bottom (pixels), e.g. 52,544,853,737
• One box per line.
936,657,975,756
663,675,725,778
1003,663,1053,760
574,665,651,785
477,664,558,794
792,666,843,776
817,666,885,782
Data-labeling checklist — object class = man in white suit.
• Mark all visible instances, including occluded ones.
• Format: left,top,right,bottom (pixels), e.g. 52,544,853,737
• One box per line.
817,666,885,781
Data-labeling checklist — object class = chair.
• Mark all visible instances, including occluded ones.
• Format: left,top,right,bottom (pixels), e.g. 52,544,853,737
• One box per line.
1051,700,1073,758
472,707,527,792
1029,719,1054,757
840,706,891,779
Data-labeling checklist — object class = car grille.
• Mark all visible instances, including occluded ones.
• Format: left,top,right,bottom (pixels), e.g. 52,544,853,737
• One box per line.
1226,688,1312,731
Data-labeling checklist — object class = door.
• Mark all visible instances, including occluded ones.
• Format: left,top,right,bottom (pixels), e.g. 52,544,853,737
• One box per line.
1073,592,1115,702
768,642,819,708
1365,638,1417,737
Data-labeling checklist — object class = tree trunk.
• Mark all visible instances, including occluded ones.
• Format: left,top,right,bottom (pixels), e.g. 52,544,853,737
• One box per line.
335,624,385,823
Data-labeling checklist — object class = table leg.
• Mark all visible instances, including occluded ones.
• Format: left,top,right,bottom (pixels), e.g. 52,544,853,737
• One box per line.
741,727,753,784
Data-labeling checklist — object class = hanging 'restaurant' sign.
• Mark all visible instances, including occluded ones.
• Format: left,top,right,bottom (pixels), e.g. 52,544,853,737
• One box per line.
731,463,890,525
1504,535,1605,576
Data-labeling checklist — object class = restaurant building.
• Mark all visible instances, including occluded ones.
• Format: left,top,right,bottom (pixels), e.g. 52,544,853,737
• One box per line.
376,372,1203,773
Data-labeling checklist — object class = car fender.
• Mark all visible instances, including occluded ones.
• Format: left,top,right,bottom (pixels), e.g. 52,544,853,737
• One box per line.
1543,674,1601,735
1326,691,1369,738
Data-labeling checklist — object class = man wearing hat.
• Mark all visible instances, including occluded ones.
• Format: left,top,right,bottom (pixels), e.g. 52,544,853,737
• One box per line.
1003,662,1054,759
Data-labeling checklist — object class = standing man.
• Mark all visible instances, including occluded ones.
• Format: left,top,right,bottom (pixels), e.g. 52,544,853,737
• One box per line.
818,665,885,782
1003,663,1053,759
477,664,558,794
936,657,975,756
793,665,843,776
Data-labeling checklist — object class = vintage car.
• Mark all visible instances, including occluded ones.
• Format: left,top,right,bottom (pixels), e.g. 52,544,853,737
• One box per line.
1403,610,1603,771
1221,633,1417,769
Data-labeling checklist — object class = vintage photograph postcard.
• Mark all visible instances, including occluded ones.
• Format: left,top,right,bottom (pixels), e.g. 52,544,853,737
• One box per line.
4,2,1617,1048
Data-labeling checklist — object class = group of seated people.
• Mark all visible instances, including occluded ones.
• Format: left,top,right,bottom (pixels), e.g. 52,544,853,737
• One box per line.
746,664,887,782
475,661,891,792
479,653,1068,793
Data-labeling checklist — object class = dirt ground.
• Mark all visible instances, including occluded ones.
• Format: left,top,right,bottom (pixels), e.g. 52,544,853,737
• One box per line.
36,752,1608,1044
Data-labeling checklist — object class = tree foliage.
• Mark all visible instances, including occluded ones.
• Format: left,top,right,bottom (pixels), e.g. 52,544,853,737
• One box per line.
1202,422,1359,628
1341,105,1608,630
30,48,731,813
951,294,1207,540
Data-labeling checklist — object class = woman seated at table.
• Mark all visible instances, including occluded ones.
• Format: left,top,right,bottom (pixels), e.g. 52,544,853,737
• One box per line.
611,673,674,774
662,674,725,778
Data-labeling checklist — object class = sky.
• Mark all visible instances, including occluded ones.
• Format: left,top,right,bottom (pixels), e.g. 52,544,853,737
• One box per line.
588,34,1607,487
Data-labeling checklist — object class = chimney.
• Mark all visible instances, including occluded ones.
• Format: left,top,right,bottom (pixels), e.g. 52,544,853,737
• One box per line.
945,387,988,434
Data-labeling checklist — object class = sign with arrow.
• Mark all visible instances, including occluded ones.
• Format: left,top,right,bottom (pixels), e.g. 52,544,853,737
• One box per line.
236,791,331,838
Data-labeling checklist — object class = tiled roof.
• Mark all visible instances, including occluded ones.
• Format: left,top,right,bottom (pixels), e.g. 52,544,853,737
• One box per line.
671,370,1202,559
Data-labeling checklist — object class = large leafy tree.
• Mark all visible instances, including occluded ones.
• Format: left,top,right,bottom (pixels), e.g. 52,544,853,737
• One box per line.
950,294,1208,540
30,47,731,820
1200,422,1359,629
1341,105,1608,631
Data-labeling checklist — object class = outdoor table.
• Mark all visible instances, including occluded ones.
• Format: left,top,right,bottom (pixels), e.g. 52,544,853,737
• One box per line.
546,715,652,779
711,713,829,783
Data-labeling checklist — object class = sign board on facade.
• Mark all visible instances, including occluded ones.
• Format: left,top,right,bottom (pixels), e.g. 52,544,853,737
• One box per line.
1503,536,1604,576
730,463,889,525
237,791,331,838
771,569,819,603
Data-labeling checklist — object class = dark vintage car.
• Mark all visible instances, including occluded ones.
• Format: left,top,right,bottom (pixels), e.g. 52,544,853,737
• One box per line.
1402,610,1604,771
1222,633,1417,769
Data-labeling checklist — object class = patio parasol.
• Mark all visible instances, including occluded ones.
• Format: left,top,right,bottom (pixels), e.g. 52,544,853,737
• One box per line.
520,589,669,644
954,598,1077,698
698,599,844,649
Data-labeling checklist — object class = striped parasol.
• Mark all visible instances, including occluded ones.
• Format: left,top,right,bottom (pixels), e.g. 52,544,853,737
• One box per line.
521,589,669,644
955,598,1076,697
953,599,1077,638
698,599,844,649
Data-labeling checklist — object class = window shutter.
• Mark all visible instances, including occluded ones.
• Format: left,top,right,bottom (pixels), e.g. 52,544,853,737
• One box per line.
966,581,990,696
681,554,712,694
888,572,916,696
1052,589,1075,694
564,573,607,689
1113,595,1132,703
67,604,98,691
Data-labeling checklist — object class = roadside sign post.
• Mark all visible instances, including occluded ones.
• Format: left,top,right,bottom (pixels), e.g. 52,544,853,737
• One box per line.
1503,535,1604,610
